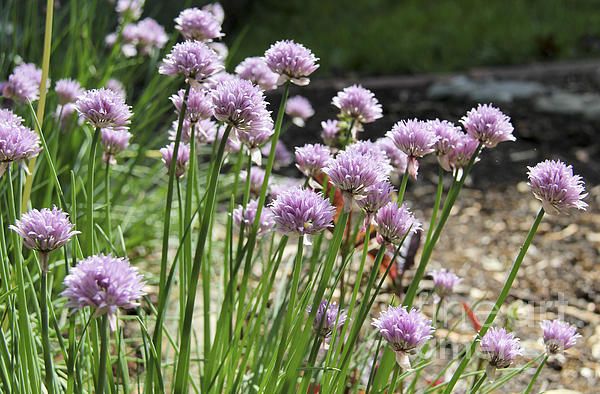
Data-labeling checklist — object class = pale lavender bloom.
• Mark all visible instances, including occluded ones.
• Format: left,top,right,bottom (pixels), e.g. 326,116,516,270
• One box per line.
170,86,214,123
480,327,522,370
427,119,462,171
242,166,266,195
236,122,273,151
270,187,335,236
76,88,132,130
324,147,388,209
116,0,144,21
160,142,190,178
527,160,587,215
376,137,408,174
264,40,319,86
308,300,347,338
159,40,223,81
101,128,131,164
430,269,461,297
235,57,279,91
346,140,392,176
387,119,439,179
205,71,238,90
61,254,145,329
0,109,24,125
357,181,395,227
447,133,479,170
232,199,275,237
55,78,83,105
460,104,515,148
295,143,331,177
175,8,223,41
285,95,314,127
0,121,42,176
375,202,421,245
332,84,382,124
118,18,168,56
211,78,270,132
202,2,225,23
105,79,126,99
2,63,43,102
209,42,228,61
541,320,581,354
10,207,79,254
269,178,302,201
321,119,340,146
372,306,433,369
170,118,218,146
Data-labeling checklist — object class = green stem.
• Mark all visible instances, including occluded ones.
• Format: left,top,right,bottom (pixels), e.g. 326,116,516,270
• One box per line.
343,118,356,146
389,365,401,393
469,373,486,393
397,169,409,205
85,127,101,254
39,253,54,394
442,208,545,393
95,315,110,394
426,167,444,244
523,354,548,394
104,160,112,244
270,236,304,387
22,0,54,211
172,125,232,394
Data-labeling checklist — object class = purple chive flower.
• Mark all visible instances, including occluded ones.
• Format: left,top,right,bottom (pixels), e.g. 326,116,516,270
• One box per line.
430,269,461,297
295,143,331,178
242,166,266,195
232,199,275,238
105,79,126,99
270,187,335,237
0,121,42,176
480,327,522,372
159,40,223,81
0,109,24,125
357,181,395,227
75,88,132,130
160,142,190,178
55,78,84,105
527,160,588,215
324,146,389,209
460,104,515,148
236,118,274,153
136,18,168,54
346,141,392,175
332,84,383,124
2,63,44,102
116,0,144,21
261,141,293,169
10,207,79,255
269,178,303,201
264,40,319,86
387,119,439,179
541,320,581,355
170,86,214,123
308,300,347,338
447,133,479,170
175,8,223,41
61,254,145,329
211,78,271,132
426,119,462,171
170,119,218,146
372,306,434,369
203,2,225,22
320,119,341,146
101,128,132,164
375,202,421,245
376,137,408,174
235,56,279,91
285,95,314,127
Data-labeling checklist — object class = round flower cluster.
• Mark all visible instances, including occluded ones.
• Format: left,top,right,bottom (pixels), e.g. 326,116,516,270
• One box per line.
460,104,514,148
0,117,42,176
332,84,383,124
233,199,275,238
55,79,84,105
375,202,421,245
541,319,581,355
101,128,132,164
108,18,168,57
264,40,319,86
285,95,314,127
170,86,214,123
387,119,438,179
10,207,79,255
160,142,191,178
2,63,44,102
480,327,522,373
320,119,341,146
294,143,331,178
175,7,223,41
270,187,335,237
430,269,461,297
75,88,132,130
235,56,279,91
527,159,587,215
308,300,347,338
159,40,223,82
427,119,462,171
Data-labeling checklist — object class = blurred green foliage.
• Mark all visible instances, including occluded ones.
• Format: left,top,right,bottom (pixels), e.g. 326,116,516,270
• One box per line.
226,0,600,75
